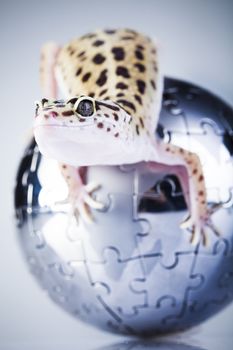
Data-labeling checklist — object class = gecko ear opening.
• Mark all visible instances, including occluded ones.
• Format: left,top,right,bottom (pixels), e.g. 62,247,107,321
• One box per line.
74,97,96,117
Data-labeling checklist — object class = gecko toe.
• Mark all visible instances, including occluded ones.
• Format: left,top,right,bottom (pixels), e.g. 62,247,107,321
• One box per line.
180,215,192,229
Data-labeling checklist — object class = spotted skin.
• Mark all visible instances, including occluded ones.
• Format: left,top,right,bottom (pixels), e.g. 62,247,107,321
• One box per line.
34,29,220,245
55,29,160,137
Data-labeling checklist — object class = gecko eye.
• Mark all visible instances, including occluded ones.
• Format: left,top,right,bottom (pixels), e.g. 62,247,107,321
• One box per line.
75,99,95,117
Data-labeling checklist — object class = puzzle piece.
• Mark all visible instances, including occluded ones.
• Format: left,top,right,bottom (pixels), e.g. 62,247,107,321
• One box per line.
36,256,133,334
15,138,42,212
66,257,137,334
80,164,193,267
26,211,85,263
133,167,194,267
159,89,188,133
78,192,150,263
79,247,146,316
164,80,229,136
130,252,202,326
188,239,233,311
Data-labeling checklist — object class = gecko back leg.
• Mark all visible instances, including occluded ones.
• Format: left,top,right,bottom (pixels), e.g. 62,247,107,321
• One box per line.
40,42,60,99
147,141,220,245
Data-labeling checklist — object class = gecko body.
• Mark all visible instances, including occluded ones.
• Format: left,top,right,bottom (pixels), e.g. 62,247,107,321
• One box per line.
34,29,220,244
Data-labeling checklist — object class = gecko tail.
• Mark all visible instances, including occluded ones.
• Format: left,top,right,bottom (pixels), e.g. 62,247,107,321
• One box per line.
40,42,61,98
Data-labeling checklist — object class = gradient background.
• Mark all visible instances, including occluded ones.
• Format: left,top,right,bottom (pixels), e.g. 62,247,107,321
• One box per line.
0,0,233,349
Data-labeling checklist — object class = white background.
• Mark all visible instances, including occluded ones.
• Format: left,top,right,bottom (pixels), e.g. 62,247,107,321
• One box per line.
0,0,232,349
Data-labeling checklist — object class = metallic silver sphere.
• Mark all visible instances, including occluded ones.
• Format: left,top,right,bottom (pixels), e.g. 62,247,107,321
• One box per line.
14,78,233,336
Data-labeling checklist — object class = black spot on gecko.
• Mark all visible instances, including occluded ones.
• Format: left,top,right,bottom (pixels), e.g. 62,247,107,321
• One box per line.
62,110,74,117
93,53,106,64
116,66,130,78
99,89,108,97
104,29,116,34
198,175,204,182
198,191,204,196
139,117,144,128
93,40,105,47
116,99,136,112
82,72,91,82
112,47,125,61
76,67,82,76
96,100,120,111
134,94,142,105
104,113,110,118
125,29,137,35
150,80,156,90
113,113,119,121
69,49,75,56
41,98,49,106
116,93,125,97
89,92,95,98
81,33,96,40
96,69,108,86
97,122,104,128
136,44,144,50
116,82,128,90
77,51,85,57
134,63,146,73
137,80,146,94
67,97,78,105
135,50,144,60
114,133,119,137
121,36,134,40
136,124,140,135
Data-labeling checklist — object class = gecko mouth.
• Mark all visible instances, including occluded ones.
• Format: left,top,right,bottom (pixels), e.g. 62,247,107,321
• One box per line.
33,122,95,129
34,119,123,134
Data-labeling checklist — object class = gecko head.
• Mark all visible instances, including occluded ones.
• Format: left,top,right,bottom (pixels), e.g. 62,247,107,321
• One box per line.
33,95,137,166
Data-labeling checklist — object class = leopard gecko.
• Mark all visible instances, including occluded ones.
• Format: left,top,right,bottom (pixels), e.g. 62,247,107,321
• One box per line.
34,28,219,245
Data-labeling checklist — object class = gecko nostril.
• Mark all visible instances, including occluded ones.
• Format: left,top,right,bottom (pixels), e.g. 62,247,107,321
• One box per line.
49,111,59,118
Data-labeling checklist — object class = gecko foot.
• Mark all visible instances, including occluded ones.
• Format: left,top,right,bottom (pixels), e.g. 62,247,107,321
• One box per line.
71,182,106,224
180,209,221,246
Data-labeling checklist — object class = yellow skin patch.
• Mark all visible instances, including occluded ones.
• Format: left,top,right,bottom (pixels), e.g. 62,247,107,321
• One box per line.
34,28,220,246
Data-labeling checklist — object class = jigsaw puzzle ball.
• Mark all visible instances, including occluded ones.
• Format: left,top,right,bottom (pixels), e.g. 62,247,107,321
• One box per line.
15,78,233,336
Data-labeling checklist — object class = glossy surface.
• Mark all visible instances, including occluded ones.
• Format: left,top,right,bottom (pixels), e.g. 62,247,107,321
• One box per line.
15,78,233,336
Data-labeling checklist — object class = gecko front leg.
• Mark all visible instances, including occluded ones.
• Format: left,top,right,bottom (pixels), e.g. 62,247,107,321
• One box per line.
39,43,105,223
148,141,220,245
60,165,105,224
